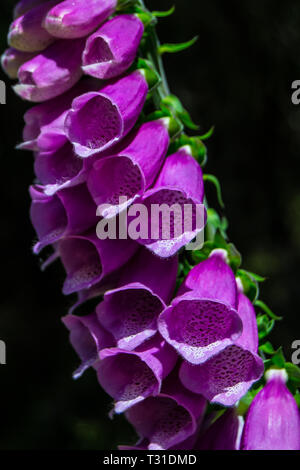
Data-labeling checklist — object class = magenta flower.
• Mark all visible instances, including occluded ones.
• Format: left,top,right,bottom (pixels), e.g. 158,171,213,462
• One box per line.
179,291,264,405
134,148,206,257
44,0,117,39
241,369,300,450
87,120,170,218
8,0,58,52
19,78,99,152
125,371,206,450
1,47,35,79
30,183,97,253
14,37,86,102
82,14,144,80
97,334,178,414
158,250,242,364
58,230,138,295
96,248,178,350
62,312,114,379
65,70,148,157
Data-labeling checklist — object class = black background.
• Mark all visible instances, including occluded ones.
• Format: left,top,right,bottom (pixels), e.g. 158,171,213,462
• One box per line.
0,0,300,449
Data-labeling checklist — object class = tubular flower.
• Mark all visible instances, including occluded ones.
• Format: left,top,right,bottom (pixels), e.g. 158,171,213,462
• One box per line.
124,371,206,450
65,70,149,157
3,0,292,452
82,14,144,80
96,247,178,350
87,120,170,218
43,0,117,39
135,148,206,257
241,369,300,450
158,250,243,364
179,290,264,405
97,334,178,414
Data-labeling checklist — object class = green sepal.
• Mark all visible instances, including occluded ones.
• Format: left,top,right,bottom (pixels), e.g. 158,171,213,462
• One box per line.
158,36,198,55
199,126,215,141
168,134,207,165
136,58,161,91
236,269,260,302
226,243,242,272
152,6,175,17
257,314,275,341
161,95,199,130
254,299,282,321
285,362,300,386
269,347,286,368
203,174,225,208
259,341,276,355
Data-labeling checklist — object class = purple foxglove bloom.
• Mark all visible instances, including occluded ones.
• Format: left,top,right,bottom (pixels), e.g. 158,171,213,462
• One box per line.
179,291,264,405
8,1,58,52
44,0,117,39
196,409,244,450
158,250,242,364
19,78,99,152
97,334,178,414
96,248,178,350
82,14,144,80
62,312,114,379
14,0,49,19
58,231,138,295
14,37,86,102
241,369,300,450
134,148,205,258
30,183,98,253
125,371,206,450
65,70,148,157
1,48,35,79
87,120,170,218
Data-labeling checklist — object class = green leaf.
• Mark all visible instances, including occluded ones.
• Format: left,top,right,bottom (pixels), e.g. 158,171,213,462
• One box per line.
152,6,175,17
257,314,275,341
254,300,282,321
285,362,300,385
271,347,286,368
203,174,225,208
259,341,276,355
199,126,215,141
158,36,198,55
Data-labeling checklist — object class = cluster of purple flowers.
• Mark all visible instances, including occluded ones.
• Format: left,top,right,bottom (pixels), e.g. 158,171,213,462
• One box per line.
3,0,300,451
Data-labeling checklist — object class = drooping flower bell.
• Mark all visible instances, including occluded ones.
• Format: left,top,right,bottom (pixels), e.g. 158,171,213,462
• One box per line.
179,290,264,405
158,249,243,364
82,14,144,80
134,147,206,258
87,120,170,218
124,370,206,450
97,334,178,414
96,247,178,350
65,70,149,157
241,369,300,450
43,0,117,39
1,47,35,79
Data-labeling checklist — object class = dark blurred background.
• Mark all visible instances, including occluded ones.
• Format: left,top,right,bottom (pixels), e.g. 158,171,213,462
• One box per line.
0,0,300,449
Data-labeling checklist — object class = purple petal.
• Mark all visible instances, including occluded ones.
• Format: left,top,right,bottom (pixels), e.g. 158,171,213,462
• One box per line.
65,71,148,157
82,14,144,80
179,292,264,405
30,183,98,253
125,371,206,450
19,78,99,151
14,0,49,19
8,0,58,52
62,312,114,378
97,335,178,413
241,369,300,450
14,37,85,102
44,0,117,39
178,249,238,308
1,47,35,79
87,120,169,218
158,291,242,365
196,409,244,450
58,231,138,295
